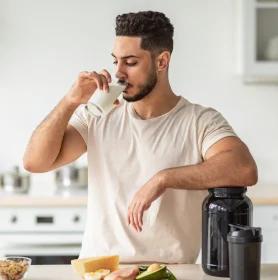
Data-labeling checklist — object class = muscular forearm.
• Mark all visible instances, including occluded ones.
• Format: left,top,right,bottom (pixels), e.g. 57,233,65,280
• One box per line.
23,96,78,172
160,146,258,190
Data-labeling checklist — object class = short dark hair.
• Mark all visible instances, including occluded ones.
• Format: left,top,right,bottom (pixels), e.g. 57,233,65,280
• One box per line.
115,11,174,56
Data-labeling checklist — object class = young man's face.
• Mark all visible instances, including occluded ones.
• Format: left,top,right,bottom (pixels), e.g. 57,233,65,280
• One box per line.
112,36,158,102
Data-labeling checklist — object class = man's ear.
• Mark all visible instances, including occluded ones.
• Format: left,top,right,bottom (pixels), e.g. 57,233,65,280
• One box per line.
156,51,171,72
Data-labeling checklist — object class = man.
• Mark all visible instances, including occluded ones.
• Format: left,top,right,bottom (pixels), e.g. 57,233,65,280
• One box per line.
23,11,258,263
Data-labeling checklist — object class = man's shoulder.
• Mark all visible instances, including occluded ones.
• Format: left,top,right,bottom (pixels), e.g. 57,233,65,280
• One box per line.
179,97,219,119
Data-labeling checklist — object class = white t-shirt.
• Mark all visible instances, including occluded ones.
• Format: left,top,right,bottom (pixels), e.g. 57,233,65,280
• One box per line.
69,96,237,264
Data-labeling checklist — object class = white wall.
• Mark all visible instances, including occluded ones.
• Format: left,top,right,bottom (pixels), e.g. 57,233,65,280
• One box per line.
1,0,278,191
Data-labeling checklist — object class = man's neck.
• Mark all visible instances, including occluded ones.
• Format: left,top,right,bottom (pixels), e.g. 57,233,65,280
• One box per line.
131,82,180,120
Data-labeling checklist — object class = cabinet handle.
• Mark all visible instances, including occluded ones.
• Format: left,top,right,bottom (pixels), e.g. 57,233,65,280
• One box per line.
11,216,17,224
73,215,80,223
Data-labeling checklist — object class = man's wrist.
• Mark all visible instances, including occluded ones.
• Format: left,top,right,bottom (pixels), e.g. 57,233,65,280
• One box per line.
156,169,169,189
62,95,80,112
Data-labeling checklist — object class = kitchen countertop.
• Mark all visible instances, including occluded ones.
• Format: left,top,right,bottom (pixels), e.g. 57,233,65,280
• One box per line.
0,183,278,206
0,194,87,206
25,264,278,280
247,183,278,205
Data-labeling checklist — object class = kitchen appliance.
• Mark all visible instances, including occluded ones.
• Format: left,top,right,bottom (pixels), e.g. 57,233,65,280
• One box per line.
55,164,88,195
0,204,86,265
228,224,263,280
202,187,253,277
0,166,30,194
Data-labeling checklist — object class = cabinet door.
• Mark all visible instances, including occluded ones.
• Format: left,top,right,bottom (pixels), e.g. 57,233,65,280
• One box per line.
261,230,278,263
253,205,278,263
253,205,278,229
242,0,278,82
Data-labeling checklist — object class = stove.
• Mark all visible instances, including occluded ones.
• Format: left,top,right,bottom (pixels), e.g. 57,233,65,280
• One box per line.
0,191,87,264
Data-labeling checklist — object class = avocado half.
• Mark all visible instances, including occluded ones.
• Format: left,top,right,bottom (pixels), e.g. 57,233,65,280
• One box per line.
136,265,167,280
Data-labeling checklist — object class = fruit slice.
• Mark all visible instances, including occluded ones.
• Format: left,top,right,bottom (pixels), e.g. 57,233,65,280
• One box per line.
136,265,167,280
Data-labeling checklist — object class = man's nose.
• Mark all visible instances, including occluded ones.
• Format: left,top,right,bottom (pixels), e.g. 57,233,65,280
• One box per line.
115,68,127,80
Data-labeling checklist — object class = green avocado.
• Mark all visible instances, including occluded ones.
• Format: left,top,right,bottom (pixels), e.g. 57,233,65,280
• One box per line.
136,265,167,280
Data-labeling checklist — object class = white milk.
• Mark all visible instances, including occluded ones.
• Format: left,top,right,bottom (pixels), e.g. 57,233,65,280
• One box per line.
85,82,126,118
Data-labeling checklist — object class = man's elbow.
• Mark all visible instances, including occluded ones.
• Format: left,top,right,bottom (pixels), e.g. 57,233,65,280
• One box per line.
244,162,258,186
23,158,39,173
23,157,47,173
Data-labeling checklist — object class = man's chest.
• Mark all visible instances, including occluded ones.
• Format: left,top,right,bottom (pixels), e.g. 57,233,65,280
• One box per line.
90,118,202,172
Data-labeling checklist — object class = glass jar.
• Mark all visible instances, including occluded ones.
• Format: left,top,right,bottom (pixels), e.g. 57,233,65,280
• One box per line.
202,187,253,277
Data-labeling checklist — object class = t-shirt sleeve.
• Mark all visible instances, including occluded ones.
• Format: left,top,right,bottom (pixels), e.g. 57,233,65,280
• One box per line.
197,107,237,159
68,105,89,146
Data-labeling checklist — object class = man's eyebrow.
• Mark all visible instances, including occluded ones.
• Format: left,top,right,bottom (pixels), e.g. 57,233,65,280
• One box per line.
111,53,140,59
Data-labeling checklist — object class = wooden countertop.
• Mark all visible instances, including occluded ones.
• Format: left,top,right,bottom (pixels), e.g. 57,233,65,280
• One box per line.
247,183,278,205
0,183,278,206
0,195,87,206
25,264,278,280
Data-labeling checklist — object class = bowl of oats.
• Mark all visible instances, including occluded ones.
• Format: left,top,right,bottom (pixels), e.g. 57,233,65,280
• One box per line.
0,257,31,280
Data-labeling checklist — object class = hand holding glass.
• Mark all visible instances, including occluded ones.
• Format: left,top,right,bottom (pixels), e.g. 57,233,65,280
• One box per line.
85,80,126,118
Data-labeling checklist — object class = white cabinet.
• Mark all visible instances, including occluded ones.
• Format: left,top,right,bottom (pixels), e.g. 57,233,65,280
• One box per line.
253,205,278,263
239,0,278,83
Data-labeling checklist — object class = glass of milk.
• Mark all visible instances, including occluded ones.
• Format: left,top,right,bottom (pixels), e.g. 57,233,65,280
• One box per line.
85,81,126,118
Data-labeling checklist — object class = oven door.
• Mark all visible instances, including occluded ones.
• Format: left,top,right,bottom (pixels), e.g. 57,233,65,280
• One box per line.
0,233,83,265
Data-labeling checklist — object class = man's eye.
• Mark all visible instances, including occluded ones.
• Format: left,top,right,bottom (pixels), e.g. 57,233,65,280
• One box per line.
126,62,137,66
113,61,118,65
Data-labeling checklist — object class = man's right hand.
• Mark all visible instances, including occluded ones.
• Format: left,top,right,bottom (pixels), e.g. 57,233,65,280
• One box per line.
66,69,115,106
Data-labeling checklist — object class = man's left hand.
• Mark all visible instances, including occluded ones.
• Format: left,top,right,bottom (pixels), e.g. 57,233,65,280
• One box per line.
126,172,166,232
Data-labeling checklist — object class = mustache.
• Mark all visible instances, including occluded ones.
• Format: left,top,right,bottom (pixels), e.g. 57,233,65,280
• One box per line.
117,79,131,87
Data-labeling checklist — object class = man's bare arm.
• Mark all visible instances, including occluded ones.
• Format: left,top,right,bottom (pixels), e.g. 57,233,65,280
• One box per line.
127,136,258,232
23,98,86,173
160,136,258,190
23,70,113,173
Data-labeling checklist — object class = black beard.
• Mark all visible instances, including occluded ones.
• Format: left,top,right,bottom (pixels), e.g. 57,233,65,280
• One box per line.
123,67,158,103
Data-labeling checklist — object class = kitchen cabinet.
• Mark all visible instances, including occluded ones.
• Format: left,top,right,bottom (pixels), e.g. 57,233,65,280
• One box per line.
238,0,278,83
253,205,278,263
